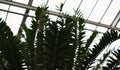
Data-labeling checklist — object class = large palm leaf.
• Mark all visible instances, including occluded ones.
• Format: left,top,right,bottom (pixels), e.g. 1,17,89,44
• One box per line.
103,49,120,70
0,19,25,70
20,6,87,70
91,30,120,70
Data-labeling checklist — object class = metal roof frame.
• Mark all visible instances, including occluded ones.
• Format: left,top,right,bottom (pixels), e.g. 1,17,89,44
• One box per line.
111,11,120,27
0,0,120,31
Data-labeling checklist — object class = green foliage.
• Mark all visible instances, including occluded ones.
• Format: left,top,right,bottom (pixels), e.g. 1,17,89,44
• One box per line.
103,49,120,70
0,18,25,70
0,6,120,70
93,51,110,70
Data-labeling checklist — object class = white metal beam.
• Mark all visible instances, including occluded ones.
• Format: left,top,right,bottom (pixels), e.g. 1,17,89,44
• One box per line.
85,20,120,31
0,0,63,16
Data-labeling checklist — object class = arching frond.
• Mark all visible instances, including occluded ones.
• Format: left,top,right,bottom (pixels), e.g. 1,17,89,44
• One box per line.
0,19,25,70
103,49,120,70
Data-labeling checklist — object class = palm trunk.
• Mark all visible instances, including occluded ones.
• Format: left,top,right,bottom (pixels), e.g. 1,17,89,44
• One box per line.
51,32,59,70
33,48,37,70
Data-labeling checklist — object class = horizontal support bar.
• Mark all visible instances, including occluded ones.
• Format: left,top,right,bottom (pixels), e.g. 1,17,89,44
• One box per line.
85,20,120,31
0,9,104,33
0,0,35,10
0,8,32,17
0,0,120,31
0,0,64,17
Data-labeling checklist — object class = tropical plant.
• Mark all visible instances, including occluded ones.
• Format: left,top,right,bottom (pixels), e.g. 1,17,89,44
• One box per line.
102,49,120,70
91,30,120,70
0,6,120,70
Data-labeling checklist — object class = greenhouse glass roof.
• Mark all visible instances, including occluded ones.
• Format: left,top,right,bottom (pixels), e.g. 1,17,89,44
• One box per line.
0,0,120,35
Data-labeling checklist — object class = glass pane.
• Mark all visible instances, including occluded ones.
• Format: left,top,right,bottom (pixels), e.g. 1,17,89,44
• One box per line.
28,10,35,16
25,17,32,28
101,0,120,25
116,20,120,28
32,0,47,7
12,0,29,4
47,0,65,12
96,26,107,33
63,0,80,15
0,11,7,20
80,0,97,19
6,13,23,35
89,0,111,22
0,3,9,10
49,15,57,21
9,6,25,14
84,23,97,30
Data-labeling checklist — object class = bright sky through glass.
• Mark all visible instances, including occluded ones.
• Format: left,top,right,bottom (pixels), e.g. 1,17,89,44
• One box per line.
0,3,9,10
0,0,120,35
0,11,7,20
9,6,25,14
117,20,120,27
6,13,23,35
62,0,80,15
12,0,29,4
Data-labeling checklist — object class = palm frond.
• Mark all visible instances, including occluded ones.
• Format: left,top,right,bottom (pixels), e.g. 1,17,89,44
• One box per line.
86,30,120,69
85,31,98,50
75,31,98,70
21,6,50,70
92,51,110,70
103,49,120,70
0,19,25,70
41,15,79,69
